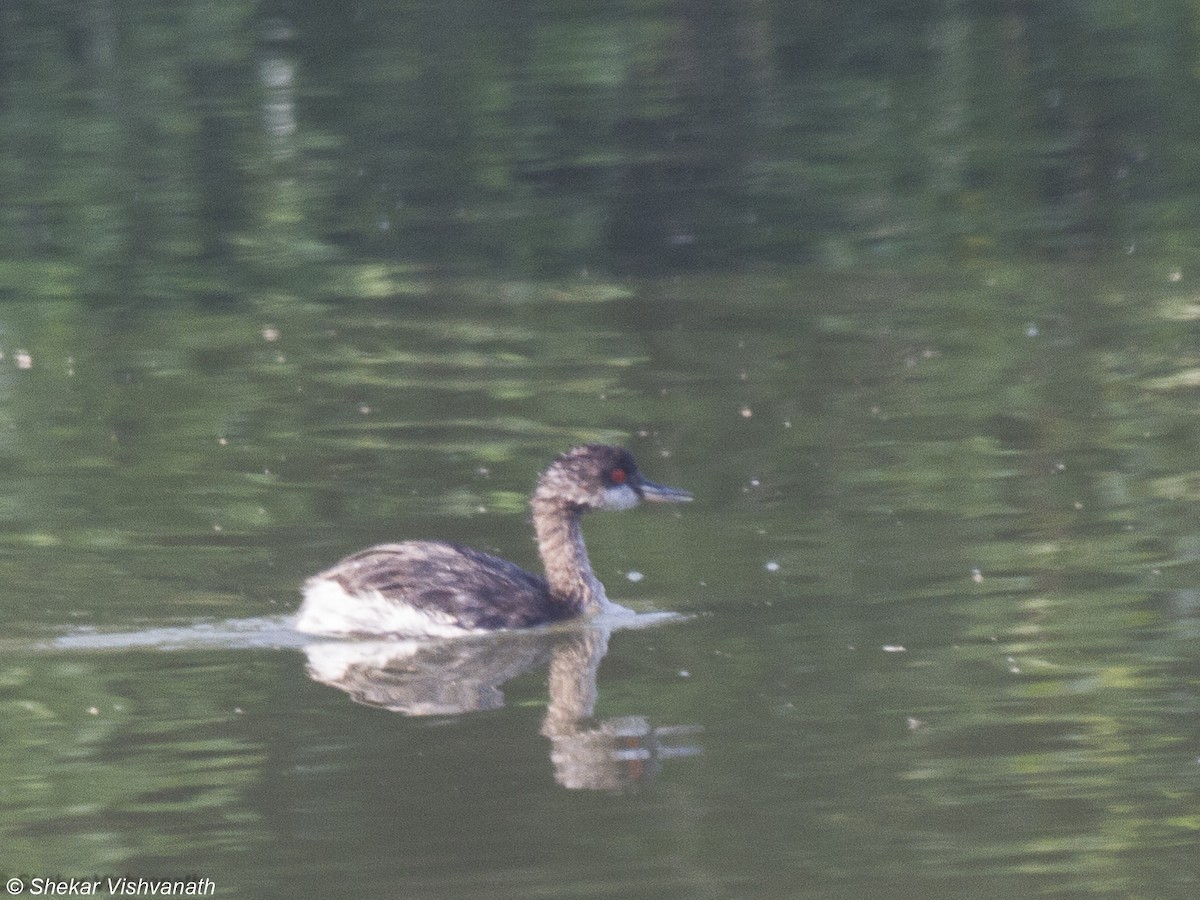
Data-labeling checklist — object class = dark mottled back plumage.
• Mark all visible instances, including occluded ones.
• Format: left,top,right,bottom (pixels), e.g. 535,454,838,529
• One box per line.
316,541,569,631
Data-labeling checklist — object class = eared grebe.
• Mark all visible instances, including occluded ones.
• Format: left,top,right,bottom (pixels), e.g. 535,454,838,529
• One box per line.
295,444,692,637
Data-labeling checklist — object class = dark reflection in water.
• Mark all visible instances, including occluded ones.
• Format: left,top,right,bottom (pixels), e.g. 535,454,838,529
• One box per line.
5,0,1200,295
303,625,702,790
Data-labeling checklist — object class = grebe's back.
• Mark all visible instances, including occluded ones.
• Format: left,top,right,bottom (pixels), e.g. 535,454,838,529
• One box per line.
298,541,564,636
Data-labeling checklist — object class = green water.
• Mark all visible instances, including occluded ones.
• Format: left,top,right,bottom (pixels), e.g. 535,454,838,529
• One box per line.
1,269,1198,898
5,1,1200,897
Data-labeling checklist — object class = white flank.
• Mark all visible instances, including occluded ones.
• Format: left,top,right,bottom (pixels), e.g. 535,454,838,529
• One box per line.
294,578,478,638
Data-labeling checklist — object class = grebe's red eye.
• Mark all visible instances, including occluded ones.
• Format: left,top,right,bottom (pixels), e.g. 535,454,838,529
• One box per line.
609,467,628,485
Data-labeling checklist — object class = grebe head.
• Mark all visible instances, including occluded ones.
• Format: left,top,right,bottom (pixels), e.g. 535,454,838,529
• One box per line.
533,444,693,513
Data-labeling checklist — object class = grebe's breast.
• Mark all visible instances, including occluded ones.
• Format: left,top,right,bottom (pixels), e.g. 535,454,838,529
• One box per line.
295,541,569,637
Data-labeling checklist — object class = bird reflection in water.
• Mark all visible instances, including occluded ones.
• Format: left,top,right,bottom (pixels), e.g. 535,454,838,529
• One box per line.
302,623,702,791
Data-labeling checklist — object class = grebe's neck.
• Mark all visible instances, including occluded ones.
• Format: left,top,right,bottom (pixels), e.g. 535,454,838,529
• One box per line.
531,497,607,612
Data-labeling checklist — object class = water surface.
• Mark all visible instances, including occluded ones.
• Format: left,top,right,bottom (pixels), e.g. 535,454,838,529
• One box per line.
4,1,1200,897
0,269,1197,898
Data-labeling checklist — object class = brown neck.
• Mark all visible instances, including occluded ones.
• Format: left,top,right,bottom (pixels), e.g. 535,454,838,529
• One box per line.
531,498,607,611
